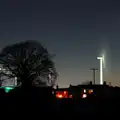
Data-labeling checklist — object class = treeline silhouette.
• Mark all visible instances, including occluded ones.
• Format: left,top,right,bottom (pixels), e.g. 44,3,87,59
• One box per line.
0,85,120,115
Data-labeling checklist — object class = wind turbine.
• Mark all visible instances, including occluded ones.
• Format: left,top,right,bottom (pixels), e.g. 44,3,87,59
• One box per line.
97,56,104,85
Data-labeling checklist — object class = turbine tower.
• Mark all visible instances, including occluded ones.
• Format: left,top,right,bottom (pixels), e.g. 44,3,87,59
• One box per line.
97,56,104,85
90,68,98,84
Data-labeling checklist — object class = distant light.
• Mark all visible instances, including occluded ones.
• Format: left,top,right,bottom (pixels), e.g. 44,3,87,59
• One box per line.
83,89,86,93
69,94,72,98
56,94,63,99
88,89,93,94
4,87,14,93
64,91,67,94
55,91,68,98
82,94,87,98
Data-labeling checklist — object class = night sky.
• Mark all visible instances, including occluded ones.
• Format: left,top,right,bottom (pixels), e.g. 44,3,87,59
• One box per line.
0,0,120,87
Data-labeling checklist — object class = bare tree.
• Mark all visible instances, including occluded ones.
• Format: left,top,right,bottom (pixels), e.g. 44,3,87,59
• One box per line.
0,40,57,87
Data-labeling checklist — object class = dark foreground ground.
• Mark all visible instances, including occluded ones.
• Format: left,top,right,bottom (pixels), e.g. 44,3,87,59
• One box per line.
0,87,120,116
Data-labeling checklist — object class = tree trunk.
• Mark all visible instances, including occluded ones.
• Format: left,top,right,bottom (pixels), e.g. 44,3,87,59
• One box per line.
22,80,32,88
21,75,32,89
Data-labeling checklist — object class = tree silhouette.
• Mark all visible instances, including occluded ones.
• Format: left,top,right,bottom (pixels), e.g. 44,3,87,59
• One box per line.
0,40,57,87
82,80,91,85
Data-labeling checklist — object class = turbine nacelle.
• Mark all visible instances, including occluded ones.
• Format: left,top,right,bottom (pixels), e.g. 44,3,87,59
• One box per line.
97,57,103,60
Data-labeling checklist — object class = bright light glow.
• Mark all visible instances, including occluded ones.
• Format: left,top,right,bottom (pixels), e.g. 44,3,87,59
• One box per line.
4,87,14,93
83,89,86,93
97,56,103,85
88,89,93,94
56,91,68,98
82,94,87,98
57,94,63,98
0,87,14,93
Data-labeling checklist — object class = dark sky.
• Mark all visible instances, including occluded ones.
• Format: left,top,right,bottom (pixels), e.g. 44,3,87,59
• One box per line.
0,0,120,87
